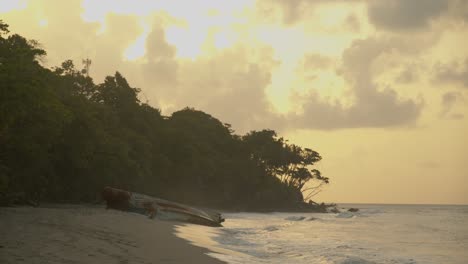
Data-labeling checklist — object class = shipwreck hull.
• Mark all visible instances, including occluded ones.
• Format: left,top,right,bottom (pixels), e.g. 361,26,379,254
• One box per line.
102,187,224,227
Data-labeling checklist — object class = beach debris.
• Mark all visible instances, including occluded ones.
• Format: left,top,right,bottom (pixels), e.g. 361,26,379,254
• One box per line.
347,208,359,212
285,216,306,221
101,187,224,227
264,226,279,231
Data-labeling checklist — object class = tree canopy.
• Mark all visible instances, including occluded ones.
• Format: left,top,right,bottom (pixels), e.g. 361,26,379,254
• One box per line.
0,21,330,210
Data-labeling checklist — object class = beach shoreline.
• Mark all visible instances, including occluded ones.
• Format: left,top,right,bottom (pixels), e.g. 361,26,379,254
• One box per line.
0,205,224,264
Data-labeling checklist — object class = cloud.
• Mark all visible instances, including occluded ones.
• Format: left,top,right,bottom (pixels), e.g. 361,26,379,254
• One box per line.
439,91,464,119
255,0,361,25
297,53,335,82
146,24,177,61
434,59,468,89
395,68,418,84
255,0,309,25
5,0,451,133
290,37,424,129
367,0,449,31
138,23,179,104
1,0,100,65
447,0,468,23
1,0,146,83
301,53,333,70
91,14,143,76
143,44,283,133
118,21,284,132
343,14,360,32
291,83,422,129
257,0,465,31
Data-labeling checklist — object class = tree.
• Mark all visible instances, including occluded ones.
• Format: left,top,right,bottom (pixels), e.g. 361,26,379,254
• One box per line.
0,21,69,200
0,20,9,36
243,130,329,202
0,20,331,209
53,60,96,98
92,72,140,109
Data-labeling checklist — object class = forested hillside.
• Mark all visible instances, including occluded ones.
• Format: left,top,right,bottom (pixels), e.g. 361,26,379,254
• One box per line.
0,21,329,210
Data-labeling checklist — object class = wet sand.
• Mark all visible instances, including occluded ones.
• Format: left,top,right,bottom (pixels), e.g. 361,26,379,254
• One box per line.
0,205,224,263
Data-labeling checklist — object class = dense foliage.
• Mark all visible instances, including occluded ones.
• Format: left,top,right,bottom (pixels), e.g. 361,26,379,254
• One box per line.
0,21,329,210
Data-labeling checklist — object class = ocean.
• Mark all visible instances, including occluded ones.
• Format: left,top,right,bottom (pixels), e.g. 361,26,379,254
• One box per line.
177,204,468,264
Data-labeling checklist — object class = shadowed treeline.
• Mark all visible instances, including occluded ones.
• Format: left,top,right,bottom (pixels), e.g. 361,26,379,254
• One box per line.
0,21,329,210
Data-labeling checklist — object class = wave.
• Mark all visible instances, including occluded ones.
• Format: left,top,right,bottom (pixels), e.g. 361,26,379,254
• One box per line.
336,212,357,218
201,205,468,264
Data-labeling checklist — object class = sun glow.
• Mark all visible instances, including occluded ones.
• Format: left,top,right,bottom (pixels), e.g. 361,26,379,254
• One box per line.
214,31,234,50
165,26,203,59
0,0,26,13
80,1,252,59
38,18,48,28
165,8,245,58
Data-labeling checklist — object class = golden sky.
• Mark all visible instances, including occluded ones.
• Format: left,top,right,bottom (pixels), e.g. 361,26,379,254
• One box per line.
2,0,467,204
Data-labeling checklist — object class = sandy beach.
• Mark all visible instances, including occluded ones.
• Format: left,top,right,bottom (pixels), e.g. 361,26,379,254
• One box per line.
0,205,224,264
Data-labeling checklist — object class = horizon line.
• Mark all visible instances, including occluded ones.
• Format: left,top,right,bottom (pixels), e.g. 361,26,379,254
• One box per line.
333,202,468,206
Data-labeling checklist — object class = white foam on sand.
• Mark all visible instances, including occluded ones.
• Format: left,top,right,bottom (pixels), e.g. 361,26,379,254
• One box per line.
175,223,251,263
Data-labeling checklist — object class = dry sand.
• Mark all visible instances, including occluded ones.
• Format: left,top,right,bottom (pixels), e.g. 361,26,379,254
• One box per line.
0,205,224,264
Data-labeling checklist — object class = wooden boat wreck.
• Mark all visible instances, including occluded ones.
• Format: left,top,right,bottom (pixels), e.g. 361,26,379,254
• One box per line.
101,187,224,227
